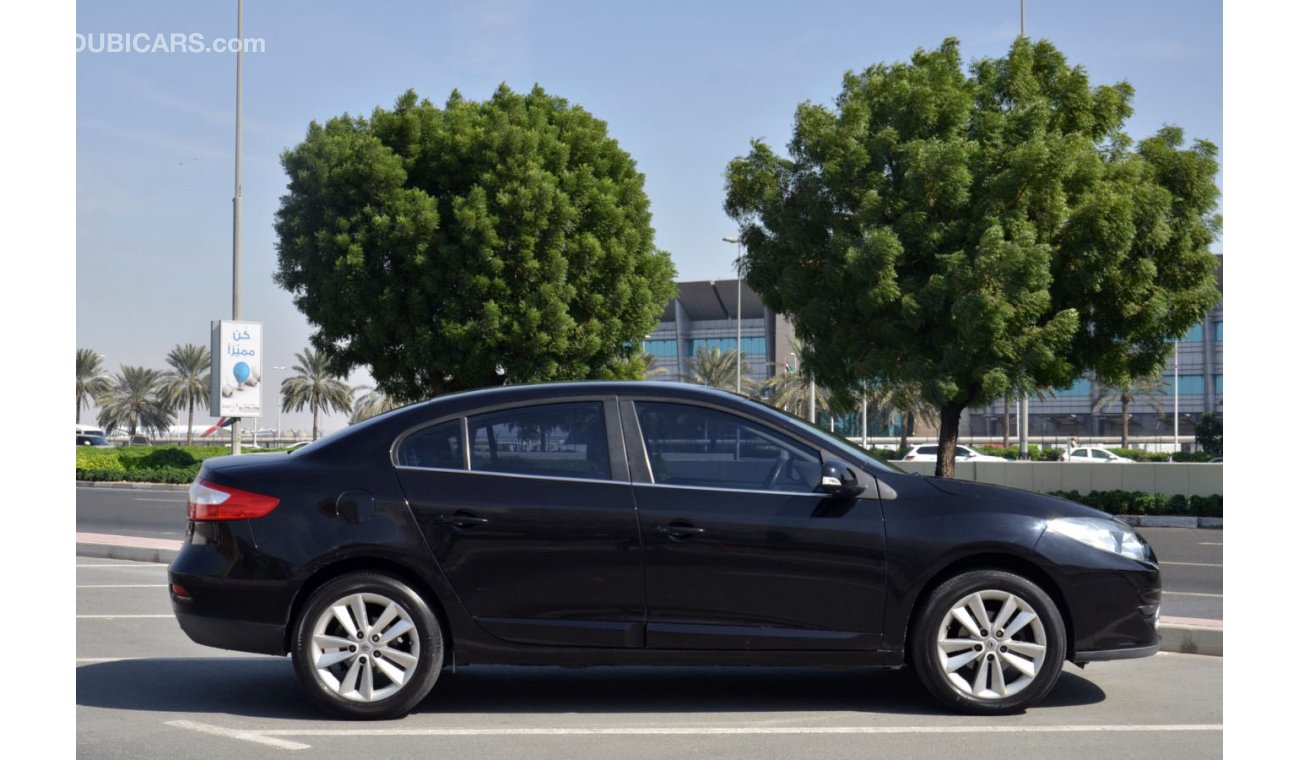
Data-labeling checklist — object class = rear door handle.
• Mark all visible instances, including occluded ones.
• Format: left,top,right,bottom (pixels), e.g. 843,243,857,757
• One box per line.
656,523,705,539
442,511,489,528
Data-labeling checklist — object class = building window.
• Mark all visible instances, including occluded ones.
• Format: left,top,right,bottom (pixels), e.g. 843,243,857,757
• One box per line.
1214,321,1223,342
687,337,767,356
1215,374,1223,395
642,339,678,358
1181,324,1203,343
1053,377,1091,397
1162,374,1205,395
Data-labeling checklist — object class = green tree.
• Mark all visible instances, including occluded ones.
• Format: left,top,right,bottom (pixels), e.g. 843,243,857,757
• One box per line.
641,353,669,380
76,348,111,424
96,366,174,441
1195,412,1222,457
350,385,403,424
725,38,1220,477
274,86,677,403
1091,373,1166,447
281,348,355,441
864,381,937,455
158,343,211,446
687,346,758,396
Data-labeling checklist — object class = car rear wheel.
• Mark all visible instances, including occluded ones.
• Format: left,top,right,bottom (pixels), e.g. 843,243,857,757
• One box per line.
911,569,1065,715
290,572,444,719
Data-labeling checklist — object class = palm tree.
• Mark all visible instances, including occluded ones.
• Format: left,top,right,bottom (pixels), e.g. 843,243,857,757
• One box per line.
76,348,111,423
867,381,937,455
350,385,404,424
641,353,669,380
1092,373,1167,448
282,348,354,440
762,369,832,422
687,346,757,396
96,366,174,441
158,344,211,445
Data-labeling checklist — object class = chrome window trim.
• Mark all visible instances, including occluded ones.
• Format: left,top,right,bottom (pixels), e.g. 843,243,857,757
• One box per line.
634,481,826,499
392,463,628,486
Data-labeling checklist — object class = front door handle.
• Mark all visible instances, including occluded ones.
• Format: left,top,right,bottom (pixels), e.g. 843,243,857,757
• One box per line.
442,511,489,529
656,522,705,540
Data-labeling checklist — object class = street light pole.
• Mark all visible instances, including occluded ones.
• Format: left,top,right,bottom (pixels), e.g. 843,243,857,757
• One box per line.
230,0,245,456
272,365,288,444
723,236,743,394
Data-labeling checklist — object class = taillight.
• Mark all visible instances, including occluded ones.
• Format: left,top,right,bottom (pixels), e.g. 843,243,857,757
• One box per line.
903,455,915,461
188,479,280,521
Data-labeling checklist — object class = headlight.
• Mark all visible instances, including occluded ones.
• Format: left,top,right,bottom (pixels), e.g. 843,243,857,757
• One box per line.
1046,517,1148,561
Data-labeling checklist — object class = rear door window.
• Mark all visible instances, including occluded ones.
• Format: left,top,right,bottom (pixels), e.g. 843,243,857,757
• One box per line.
468,402,611,481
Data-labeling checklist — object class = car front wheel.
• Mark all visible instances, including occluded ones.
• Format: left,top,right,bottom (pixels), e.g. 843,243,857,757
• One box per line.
911,569,1066,715
290,572,444,719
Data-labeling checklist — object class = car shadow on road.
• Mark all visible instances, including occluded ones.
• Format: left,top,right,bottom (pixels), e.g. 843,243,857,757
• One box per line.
76,659,1105,719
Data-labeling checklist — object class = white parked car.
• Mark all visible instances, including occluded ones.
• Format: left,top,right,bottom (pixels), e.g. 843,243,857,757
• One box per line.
900,444,1007,463
1060,447,1133,463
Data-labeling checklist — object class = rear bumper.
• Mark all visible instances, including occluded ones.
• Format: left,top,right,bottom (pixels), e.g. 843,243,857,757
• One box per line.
168,520,294,656
172,604,286,655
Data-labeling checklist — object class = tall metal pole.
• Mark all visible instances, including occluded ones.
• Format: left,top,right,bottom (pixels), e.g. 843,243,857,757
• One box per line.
1173,345,1180,457
1019,395,1030,459
230,0,244,455
724,236,743,394
808,376,817,424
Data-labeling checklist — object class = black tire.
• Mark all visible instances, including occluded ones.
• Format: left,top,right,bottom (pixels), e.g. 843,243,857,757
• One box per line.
290,572,444,720
910,569,1065,715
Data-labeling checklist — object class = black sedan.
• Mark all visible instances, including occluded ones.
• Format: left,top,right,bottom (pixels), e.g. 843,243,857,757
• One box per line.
168,381,1160,719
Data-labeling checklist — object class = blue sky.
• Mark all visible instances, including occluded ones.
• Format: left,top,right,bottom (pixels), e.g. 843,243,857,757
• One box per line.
76,0,1223,434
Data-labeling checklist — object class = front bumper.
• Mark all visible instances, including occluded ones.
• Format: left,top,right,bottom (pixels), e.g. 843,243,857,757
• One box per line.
1034,530,1162,662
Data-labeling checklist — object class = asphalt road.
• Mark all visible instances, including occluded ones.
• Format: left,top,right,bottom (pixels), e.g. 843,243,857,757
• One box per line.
76,557,1221,760
75,487,1222,620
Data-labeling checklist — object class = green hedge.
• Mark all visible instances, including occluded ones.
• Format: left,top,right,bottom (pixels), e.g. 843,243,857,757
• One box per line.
74,445,244,483
970,445,1064,461
1049,490,1222,517
77,466,197,484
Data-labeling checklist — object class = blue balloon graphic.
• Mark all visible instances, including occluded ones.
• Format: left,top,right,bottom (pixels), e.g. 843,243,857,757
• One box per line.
233,362,251,385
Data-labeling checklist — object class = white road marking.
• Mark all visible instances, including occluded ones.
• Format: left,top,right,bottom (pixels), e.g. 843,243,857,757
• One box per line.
166,720,310,751
1163,591,1222,598
76,614,173,619
167,721,1222,751
1198,542,1223,546
77,584,166,588
1160,561,1222,567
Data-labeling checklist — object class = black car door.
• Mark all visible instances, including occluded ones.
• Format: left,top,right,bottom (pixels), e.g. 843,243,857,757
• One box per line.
394,398,645,648
624,399,887,651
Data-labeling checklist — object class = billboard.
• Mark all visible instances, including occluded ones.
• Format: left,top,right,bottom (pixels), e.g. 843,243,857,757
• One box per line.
210,320,263,417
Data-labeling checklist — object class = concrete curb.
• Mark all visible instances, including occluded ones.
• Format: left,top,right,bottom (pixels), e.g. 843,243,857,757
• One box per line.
76,481,189,492
76,533,182,564
75,533,1222,657
1114,515,1223,529
1159,617,1223,657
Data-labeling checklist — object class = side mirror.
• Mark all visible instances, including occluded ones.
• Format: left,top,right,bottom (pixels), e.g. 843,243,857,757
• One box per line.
819,459,866,499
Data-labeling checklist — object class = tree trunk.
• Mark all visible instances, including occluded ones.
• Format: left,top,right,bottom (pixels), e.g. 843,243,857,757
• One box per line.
1121,391,1131,448
186,398,195,446
312,400,319,441
77,396,82,424
935,402,965,478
